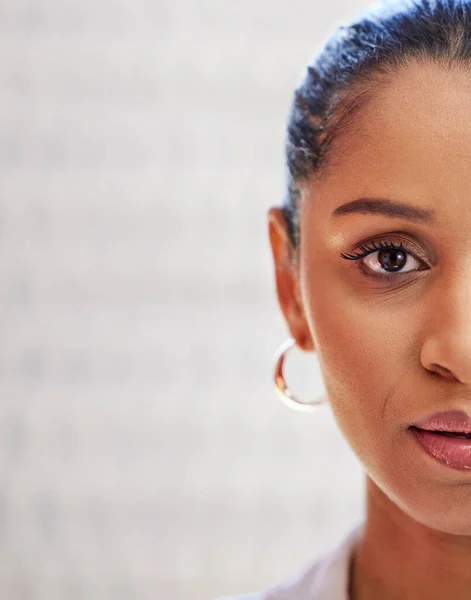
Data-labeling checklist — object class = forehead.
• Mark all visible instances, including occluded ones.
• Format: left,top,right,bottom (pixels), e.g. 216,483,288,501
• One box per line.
365,59,471,157
310,60,471,223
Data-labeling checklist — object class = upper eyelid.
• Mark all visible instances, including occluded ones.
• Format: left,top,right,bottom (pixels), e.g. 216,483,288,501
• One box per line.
340,238,429,264
346,229,439,264
359,239,405,257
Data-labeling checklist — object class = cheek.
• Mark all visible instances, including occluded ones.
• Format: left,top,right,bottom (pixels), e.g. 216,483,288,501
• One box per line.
304,276,471,535
301,265,416,471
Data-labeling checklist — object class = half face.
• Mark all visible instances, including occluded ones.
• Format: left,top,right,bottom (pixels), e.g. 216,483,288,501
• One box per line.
270,59,471,535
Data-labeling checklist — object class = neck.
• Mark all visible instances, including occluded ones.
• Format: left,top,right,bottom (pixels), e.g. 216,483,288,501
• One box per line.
350,476,471,600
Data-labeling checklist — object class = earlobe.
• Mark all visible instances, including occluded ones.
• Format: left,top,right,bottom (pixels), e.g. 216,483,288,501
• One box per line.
267,207,314,352
297,329,314,352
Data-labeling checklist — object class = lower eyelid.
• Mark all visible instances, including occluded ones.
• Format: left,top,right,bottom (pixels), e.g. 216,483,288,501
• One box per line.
358,259,419,281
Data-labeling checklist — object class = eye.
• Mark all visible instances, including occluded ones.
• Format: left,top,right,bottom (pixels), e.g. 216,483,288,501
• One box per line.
340,239,429,280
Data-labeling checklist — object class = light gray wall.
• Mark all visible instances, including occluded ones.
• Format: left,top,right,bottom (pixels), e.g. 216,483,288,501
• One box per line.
0,2,376,599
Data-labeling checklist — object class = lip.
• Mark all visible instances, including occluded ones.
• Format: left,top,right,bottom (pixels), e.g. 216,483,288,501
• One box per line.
411,409,471,433
410,426,471,471
409,410,471,471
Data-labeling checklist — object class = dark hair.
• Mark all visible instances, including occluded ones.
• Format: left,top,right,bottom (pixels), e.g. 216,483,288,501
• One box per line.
283,0,471,252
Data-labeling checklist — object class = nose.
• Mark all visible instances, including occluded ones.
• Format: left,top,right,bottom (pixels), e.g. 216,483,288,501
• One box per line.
421,281,471,385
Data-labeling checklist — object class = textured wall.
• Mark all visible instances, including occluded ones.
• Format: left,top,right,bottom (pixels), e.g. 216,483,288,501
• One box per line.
0,2,375,599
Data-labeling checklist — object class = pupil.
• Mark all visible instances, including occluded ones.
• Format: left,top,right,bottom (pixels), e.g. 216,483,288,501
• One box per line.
378,249,406,272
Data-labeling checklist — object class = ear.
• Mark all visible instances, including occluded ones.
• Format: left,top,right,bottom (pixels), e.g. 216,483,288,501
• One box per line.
267,206,314,352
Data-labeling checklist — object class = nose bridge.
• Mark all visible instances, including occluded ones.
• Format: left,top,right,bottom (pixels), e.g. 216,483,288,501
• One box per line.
422,267,471,383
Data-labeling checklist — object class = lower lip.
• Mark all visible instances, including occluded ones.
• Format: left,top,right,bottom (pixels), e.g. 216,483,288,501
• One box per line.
410,427,471,471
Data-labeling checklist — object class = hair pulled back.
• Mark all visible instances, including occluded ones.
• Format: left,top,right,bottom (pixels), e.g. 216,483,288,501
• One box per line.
284,0,471,251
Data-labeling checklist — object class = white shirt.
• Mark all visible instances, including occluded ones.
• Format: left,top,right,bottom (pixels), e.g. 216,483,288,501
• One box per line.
217,521,364,600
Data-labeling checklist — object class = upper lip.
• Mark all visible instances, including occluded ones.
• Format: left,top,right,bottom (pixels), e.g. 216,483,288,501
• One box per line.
411,410,471,433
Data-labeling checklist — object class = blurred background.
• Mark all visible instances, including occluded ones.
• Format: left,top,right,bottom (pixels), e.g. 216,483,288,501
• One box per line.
0,1,376,599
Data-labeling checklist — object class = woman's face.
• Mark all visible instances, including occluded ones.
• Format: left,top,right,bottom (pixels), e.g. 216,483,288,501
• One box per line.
269,60,471,535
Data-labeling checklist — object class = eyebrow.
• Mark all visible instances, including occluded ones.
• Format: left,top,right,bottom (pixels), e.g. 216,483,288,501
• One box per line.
331,197,437,224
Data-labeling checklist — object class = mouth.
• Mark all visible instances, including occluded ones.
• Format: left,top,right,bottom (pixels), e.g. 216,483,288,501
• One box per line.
409,426,471,440
409,425,471,471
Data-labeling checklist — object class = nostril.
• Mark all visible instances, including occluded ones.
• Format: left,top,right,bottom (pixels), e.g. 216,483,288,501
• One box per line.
430,364,455,378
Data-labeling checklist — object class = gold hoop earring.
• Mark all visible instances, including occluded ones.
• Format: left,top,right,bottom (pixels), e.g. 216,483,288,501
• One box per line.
273,338,327,412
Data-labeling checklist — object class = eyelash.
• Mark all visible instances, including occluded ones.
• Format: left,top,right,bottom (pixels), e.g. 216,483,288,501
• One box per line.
339,238,428,281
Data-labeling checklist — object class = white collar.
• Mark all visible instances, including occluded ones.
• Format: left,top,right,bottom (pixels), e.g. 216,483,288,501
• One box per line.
308,521,364,600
